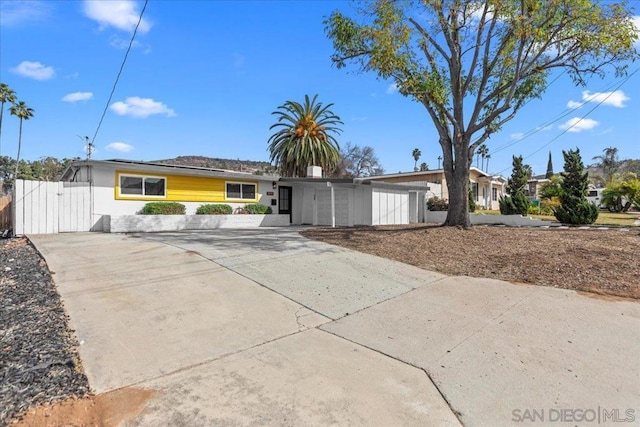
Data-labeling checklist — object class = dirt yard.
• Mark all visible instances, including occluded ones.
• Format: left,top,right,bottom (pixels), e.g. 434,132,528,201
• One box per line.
301,225,640,299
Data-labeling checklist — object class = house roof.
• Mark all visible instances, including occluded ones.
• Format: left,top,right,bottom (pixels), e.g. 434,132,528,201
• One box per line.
60,159,279,182
279,176,429,192
362,167,506,182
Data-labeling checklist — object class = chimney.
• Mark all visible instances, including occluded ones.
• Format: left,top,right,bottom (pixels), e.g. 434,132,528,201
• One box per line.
307,166,322,178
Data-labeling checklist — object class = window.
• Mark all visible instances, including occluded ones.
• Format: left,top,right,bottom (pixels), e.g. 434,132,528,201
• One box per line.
226,182,256,200
471,182,478,201
492,187,498,201
119,174,166,197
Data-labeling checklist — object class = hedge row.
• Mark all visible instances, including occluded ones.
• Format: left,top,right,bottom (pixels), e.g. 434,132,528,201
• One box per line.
140,202,273,215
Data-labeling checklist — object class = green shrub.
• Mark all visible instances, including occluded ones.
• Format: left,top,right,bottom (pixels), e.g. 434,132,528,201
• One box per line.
499,155,530,215
554,149,598,224
196,204,232,215
499,192,529,215
468,189,476,213
243,203,272,214
427,197,448,211
140,202,186,215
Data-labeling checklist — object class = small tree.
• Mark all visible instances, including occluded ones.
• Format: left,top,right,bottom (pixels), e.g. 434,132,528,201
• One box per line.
555,149,598,224
499,155,530,215
335,142,384,177
419,162,428,171
601,172,640,213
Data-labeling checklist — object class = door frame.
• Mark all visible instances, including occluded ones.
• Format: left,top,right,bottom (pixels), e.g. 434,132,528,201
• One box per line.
278,186,293,223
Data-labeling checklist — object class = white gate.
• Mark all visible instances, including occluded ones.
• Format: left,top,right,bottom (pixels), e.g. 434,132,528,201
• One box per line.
13,180,92,235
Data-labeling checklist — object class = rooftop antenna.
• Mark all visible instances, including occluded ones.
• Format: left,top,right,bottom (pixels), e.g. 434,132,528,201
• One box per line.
80,135,94,160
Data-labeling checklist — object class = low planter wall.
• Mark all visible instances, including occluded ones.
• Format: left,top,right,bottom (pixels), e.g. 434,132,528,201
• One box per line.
425,211,550,227
104,214,290,233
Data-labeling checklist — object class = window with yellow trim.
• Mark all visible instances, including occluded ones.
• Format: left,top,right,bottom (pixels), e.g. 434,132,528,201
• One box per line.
119,174,166,197
226,182,256,200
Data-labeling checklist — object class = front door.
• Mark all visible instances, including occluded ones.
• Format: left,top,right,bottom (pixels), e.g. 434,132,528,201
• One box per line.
278,186,292,223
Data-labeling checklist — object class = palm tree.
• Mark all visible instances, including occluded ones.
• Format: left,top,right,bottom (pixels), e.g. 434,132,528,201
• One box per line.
0,83,17,156
419,162,429,171
268,94,342,177
477,144,488,170
10,101,35,182
592,147,619,185
412,148,421,171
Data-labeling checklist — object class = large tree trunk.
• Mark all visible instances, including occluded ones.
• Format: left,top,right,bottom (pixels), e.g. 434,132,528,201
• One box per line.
444,165,471,227
442,137,472,228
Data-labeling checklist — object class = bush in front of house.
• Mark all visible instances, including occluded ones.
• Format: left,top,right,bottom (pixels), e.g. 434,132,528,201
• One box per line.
141,202,186,215
427,197,449,211
243,203,272,214
196,204,233,215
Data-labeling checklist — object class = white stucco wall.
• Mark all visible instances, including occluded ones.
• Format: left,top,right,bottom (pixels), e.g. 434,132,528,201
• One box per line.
106,214,291,233
70,164,276,231
425,211,550,226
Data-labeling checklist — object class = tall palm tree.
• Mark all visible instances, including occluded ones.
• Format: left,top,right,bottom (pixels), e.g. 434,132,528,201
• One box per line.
0,83,17,156
268,94,342,177
10,101,35,182
412,148,421,171
592,146,619,185
477,144,488,170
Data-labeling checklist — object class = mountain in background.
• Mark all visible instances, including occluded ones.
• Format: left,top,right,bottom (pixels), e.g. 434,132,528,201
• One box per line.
153,156,275,175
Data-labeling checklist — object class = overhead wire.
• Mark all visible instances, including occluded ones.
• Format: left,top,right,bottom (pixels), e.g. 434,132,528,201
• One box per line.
89,0,149,147
493,67,639,175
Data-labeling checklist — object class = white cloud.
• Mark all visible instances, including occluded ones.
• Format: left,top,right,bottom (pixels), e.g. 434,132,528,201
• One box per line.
386,83,398,95
567,90,630,109
106,142,134,152
62,92,93,103
84,0,151,34
567,100,582,109
510,132,524,141
559,117,599,133
110,96,176,118
11,60,55,80
0,0,52,26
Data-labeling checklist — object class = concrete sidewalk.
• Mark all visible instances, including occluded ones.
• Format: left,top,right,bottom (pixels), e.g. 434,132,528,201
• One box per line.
29,230,640,426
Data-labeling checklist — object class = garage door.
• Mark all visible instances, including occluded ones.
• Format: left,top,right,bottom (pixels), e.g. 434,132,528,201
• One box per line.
372,189,409,225
317,189,350,226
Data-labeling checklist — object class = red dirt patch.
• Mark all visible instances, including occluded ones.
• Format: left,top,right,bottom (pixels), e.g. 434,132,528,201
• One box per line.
12,387,155,427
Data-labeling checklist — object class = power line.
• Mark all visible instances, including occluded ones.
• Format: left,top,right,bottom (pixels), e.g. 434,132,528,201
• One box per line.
90,0,149,147
493,67,639,175
489,72,632,156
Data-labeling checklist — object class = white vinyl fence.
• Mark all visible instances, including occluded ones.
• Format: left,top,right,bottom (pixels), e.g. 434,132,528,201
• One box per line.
13,179,92,235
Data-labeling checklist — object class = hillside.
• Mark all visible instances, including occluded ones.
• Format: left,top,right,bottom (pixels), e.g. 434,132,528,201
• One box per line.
153,156,275,174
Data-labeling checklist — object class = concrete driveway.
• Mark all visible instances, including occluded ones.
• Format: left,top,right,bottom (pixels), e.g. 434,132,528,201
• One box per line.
29,228,639,426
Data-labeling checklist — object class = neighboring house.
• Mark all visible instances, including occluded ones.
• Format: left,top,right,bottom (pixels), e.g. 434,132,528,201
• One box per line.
60,159,280,231
56,160,426,231
526,174,551,201
363,167,506,210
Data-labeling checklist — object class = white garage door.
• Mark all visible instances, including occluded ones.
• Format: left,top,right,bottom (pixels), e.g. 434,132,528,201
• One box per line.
372,189,409,225
317,189,350,226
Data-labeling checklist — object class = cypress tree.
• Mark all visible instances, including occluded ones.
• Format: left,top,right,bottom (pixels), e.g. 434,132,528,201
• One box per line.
554,148,599,224
499,155,530,215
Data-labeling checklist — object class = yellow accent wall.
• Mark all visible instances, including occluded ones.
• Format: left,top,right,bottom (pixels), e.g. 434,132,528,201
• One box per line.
114,170,259,202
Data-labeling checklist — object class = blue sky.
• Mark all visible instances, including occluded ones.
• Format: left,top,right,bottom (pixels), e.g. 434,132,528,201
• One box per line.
0,0,638,177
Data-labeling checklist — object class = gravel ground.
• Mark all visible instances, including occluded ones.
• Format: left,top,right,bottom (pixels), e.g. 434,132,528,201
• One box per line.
302,224,640,299
0,238,89,425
